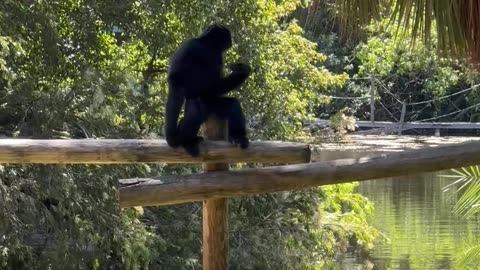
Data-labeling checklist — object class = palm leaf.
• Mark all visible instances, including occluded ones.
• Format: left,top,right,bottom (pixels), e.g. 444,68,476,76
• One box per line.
329,0,480,68
442,166,480,267
444,166,480,219
456,245,480,269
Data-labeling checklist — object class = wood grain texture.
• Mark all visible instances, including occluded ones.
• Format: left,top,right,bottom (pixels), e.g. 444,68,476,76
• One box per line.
119,140,480,207
0,139,310,164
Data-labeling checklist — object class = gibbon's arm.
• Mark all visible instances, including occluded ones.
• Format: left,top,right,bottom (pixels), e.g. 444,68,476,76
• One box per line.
165,86,185,147
208,71,249,97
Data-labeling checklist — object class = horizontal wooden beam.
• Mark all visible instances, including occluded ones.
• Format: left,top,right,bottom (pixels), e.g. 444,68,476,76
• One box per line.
313,119,480,130
119,140,480,207
0,139,310,164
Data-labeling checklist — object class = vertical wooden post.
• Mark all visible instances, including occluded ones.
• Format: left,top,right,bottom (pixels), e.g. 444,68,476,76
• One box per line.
370,78,375,125
202,116,229,270
397,102,407,135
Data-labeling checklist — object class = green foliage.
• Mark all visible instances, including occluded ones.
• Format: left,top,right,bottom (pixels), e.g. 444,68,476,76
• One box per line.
355,29,461,98
455,245,480,270
298,2,480,123
329,110,356,136
0,164,161,269
227,185,377,270
211,1,348,141
319,183,379,253
444,166,480,218
322,16,477,123
443,166,480,269
328,0,480,68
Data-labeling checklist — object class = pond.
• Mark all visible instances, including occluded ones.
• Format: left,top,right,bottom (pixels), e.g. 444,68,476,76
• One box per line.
340,171,480,270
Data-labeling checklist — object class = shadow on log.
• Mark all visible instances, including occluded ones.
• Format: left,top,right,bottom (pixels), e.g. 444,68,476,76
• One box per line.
119,141,480,207
0,139,310,164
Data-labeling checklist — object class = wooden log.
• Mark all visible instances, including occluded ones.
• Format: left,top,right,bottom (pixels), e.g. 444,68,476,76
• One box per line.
0,139,310,164
119,140,480,207
201,117,229,270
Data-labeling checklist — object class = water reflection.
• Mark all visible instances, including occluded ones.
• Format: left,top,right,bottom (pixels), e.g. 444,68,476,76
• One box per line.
340,171,480,270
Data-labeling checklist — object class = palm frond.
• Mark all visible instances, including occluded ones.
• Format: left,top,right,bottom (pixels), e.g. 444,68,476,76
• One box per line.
445,166,480,219
443,166,480,267
458,1,480,67
328,0,383,41
329,0,480,68
456,245,480,269
336,0,382,29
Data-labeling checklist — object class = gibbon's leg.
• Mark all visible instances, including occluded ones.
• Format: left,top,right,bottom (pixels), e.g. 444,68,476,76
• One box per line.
165,84,185,148
206,97,249,148
177,98,207,156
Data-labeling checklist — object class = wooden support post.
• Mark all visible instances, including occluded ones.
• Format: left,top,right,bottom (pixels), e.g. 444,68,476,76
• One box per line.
397,102,407,135
201,117,229,270
435,128,441,137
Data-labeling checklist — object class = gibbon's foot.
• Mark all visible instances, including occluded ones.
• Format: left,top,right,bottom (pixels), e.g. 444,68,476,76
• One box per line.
183,142,201,157
229,136,249,149
166,137,181,148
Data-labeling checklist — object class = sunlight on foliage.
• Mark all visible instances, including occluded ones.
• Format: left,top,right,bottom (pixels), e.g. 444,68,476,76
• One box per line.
455,245,480,270
444,166,480,218
443,166,480,269
320,183,379,251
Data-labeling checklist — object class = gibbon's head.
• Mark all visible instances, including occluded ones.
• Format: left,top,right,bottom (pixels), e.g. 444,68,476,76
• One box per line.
200,24,232,52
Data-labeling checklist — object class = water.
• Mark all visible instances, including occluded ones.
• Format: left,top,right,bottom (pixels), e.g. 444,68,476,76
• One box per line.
340,171,480,270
